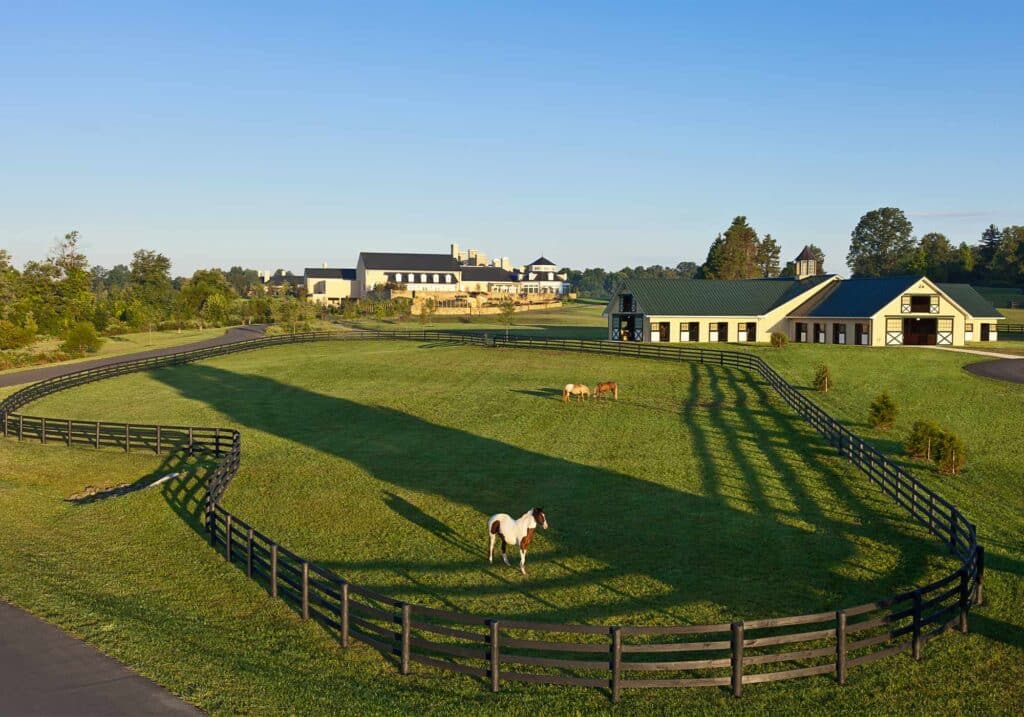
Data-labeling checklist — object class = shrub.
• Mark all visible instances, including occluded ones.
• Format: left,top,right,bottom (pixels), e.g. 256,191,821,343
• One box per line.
812,364,833,392
905,420,942,461
868,392,897,430
0,320,35,350
935,432,967,475
60,321,103,356
770,331,788,348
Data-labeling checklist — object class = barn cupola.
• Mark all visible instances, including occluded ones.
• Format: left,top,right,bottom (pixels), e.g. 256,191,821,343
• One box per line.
794,246,819,279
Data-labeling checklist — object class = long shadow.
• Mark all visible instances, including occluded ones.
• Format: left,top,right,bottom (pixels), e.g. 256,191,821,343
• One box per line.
144,361,954,626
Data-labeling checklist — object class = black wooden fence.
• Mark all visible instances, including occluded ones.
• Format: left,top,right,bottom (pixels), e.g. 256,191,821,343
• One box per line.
0,330,984,701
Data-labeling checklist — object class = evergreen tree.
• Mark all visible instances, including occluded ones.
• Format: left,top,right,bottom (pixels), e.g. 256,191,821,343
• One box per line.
703,217,761,279
756,234,781,277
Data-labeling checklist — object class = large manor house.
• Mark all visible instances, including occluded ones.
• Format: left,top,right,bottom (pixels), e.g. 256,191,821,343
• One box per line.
263,244,570,304
604,247,1003,348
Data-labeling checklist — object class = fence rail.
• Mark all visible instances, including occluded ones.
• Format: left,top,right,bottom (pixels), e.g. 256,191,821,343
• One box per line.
0,329,983,701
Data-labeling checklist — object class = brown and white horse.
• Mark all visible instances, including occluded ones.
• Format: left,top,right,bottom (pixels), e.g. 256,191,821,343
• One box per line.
562,383,590,402
594,381,618,400
487,507,548,575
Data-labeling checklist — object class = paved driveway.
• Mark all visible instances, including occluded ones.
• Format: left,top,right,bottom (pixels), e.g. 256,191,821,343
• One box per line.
0,325,267,389
964,358,1024,383
0,602,202,716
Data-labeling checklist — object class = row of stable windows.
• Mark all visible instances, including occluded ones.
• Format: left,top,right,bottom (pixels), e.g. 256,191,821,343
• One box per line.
793,321,871,345
649,321,758,343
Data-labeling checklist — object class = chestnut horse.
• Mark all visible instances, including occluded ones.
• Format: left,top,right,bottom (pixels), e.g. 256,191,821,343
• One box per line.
487,508,549,575
594,381,618,400
562,383,590,402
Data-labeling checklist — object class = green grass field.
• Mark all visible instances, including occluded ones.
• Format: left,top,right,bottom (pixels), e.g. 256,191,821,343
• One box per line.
2,340,1022,714
345,300,608,338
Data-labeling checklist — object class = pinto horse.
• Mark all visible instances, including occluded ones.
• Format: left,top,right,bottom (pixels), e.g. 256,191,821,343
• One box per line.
487,507,548,575
594,381,618,400
562,383,590,402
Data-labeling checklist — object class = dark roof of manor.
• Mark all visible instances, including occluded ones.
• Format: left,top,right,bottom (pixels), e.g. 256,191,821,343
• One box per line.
461,266,516,282
615,275,834,316
359,252,460,271
795,246,817,261
304,268,356,279
529,256,556,267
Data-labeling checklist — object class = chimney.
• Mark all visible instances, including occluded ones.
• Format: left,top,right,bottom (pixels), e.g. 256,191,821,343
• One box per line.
322,261,327,269
451,243,459,260
501,257,511,270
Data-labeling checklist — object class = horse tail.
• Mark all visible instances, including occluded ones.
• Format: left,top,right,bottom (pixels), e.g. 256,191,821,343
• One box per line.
614,383,618,400
562,387,568,402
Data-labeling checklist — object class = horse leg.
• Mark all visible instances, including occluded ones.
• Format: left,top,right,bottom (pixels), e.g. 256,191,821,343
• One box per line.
488,531,496,563
519,546,527,575
501,536,510,565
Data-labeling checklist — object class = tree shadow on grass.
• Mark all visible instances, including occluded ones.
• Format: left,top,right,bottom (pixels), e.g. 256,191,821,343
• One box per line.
151,362,943,626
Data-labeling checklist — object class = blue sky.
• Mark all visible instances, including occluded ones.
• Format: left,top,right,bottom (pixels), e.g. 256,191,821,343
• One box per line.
2,2,1022,275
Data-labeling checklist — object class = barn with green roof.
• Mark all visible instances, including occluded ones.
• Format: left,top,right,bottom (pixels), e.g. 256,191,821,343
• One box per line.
604,248,1002,347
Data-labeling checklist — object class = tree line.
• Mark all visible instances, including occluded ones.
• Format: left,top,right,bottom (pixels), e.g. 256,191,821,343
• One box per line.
565,209,1021,299
0,231,311,354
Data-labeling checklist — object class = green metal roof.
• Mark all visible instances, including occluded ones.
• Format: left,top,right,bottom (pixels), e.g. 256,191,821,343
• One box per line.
615,275,833,316
937,283,1004,319
800,276,919,318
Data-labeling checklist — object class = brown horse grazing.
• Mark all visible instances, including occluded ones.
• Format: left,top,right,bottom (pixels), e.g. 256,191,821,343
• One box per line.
562,383,590,403
594,381,618,400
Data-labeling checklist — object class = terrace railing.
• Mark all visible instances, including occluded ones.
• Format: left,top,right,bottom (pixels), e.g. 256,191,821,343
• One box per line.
0,330,984,701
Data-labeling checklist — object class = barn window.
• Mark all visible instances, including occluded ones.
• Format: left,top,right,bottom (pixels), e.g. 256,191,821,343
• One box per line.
395,273,402,282
910,295,931,313
420,274,427,283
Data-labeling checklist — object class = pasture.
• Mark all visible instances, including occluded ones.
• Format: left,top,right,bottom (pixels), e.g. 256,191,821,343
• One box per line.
2,339,1023,714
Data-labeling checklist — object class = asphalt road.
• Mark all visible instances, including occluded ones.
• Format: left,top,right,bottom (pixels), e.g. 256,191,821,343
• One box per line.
0,602,202,716
964,357,1024,383
0,324,267,389
1,326,270,714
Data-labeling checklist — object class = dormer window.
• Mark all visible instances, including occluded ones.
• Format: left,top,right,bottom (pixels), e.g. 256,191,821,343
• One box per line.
620,294,634,312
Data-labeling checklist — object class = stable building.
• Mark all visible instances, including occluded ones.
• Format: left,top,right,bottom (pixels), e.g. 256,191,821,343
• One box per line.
788,276,1003,346
605,248,1002,347
606,274,839,343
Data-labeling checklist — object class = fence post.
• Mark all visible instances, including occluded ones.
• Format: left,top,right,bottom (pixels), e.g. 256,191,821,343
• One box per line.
959,570,969,633
911,589,922,660
156,425,162,454
19,415,23,441
489,619,500,693
41,417,46,444
224,514,232,563
246,527,254,578
835,610,847,684
301,562,310,620
975,545,985,606
188,427,194,455
400,603,412,675
610,626,622,703
340,581,350,647
730,621,744,698
66,419,71,446
928,493,935,534
949,508,959,553
270,544,278,598
125,424,130,453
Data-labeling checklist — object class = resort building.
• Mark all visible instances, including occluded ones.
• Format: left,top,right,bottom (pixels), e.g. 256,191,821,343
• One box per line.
605,248,1002,347
304,266,359,306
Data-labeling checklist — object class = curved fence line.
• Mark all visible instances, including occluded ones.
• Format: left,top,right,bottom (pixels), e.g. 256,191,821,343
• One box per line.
0,330,984,701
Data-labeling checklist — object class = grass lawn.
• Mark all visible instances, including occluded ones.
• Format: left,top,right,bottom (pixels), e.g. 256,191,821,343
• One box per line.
0,326,234,377
2,340,1022,714
345,300,608,339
